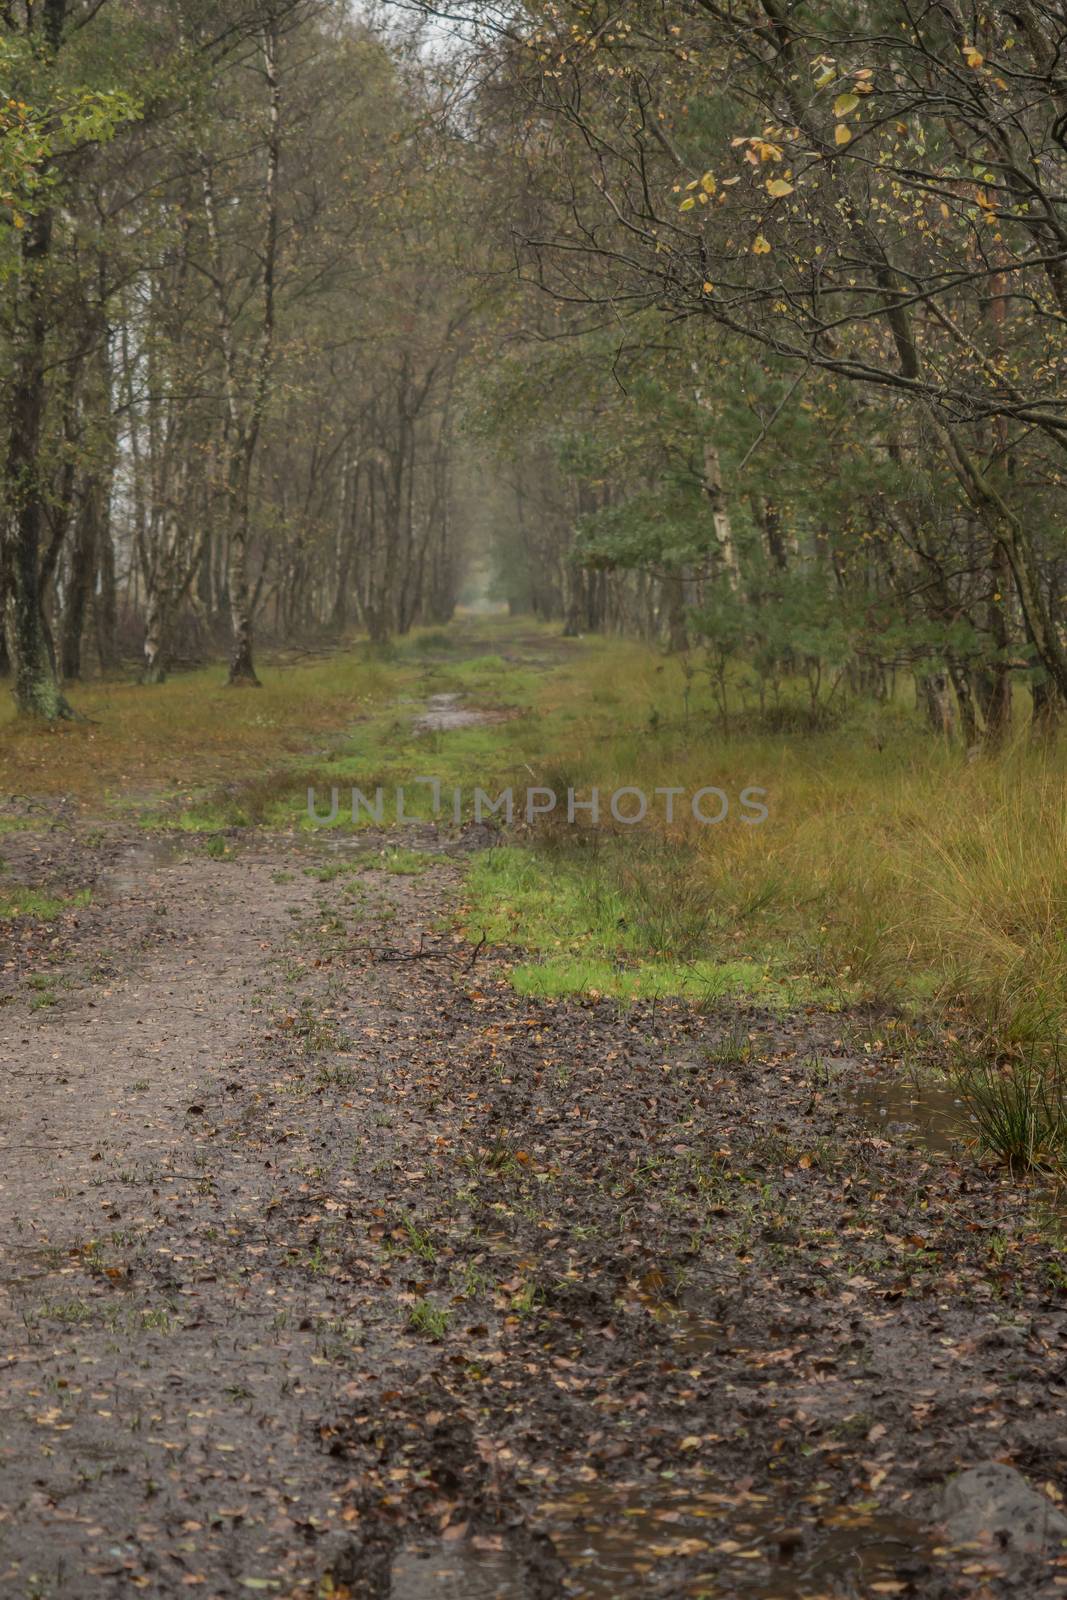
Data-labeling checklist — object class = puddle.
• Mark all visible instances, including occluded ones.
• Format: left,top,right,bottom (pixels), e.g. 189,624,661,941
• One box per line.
98,840,186,901
0,1244,73,1290
537,1482,929,1597
389,1541,526,1598
630,1275,722,1362
842,1073,971,1158
415,693,504,732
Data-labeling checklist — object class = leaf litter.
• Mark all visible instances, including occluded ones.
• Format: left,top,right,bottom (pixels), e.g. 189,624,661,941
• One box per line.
0,815,1065,1597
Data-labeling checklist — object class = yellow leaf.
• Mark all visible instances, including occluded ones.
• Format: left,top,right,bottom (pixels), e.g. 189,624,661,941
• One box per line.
834,92,859,115
679,197,696,211
766,177,794,197
700,170,716,193
963,44,984,68
702,281,714,293
834,123,852,145
752,234,771,254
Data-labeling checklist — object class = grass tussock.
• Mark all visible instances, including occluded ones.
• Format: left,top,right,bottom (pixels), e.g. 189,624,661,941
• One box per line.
953,1045,1067,1174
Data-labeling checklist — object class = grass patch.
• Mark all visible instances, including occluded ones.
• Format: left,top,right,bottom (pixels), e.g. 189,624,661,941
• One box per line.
0,643,437,805
114,626,559,833
377,848,435,875
0,885,90,921
407,1299,449,1339
465,844,828,1003
508,954,775,1001
452,639,1067,1057
0,815,46,835
303,859,368,882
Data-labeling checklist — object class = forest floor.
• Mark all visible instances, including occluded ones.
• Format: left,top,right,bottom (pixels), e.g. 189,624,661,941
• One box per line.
2,625,1067,1600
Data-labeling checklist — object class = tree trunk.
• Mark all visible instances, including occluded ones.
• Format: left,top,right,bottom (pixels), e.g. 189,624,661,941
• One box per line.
703,444,740,589
1031,675,1059,735
94,518,117,672
665,574,688,652
977,541,1014,741
1,205,71,719
202,17,280,688
141,583,169,684
61,477,100,680
755,495,788,572
945,655,980,746
227,520,259,684
921,671,956,739
330,454,355,632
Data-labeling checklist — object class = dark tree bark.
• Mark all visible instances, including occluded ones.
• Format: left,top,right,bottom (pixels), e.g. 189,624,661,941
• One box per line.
94,517,118,673
61,480,100,680
0,0,73,718
1,205,72,718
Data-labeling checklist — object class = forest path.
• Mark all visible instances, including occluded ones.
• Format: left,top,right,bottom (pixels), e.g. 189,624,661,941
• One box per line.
0,842,320,1226
0,812,1065,1597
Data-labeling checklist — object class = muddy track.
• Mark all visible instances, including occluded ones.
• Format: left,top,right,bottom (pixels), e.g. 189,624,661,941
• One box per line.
1,825,1066,1599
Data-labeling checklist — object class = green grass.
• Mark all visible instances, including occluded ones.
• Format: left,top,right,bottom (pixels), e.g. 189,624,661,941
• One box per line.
377,848,435,875
444,638,1067,1053
407,1299,449,1339
0,816,45,835
303,859,366,882
0,646,432,803
464,843,829,1004
0,886,90,921
105,629,559,834
508,953,777,1001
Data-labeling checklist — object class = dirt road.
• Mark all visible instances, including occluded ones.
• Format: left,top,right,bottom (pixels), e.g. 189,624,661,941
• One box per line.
1,818,1066,1599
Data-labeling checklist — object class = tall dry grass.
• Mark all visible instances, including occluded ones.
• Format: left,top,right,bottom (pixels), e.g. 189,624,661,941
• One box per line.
536,639,1067,1055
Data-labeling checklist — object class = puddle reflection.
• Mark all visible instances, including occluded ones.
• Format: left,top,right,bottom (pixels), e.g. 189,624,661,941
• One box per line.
842,1072,971,1157
97,839,186,901
415,693,508,732
537,1483,928,1597
389,1542,526,1598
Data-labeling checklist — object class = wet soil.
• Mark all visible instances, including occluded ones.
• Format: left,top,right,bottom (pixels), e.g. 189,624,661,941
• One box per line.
1,814,1066,1599
414,694,521,733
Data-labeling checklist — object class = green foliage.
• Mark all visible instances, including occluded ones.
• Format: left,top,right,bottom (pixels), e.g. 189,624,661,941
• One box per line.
0,31,141,232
